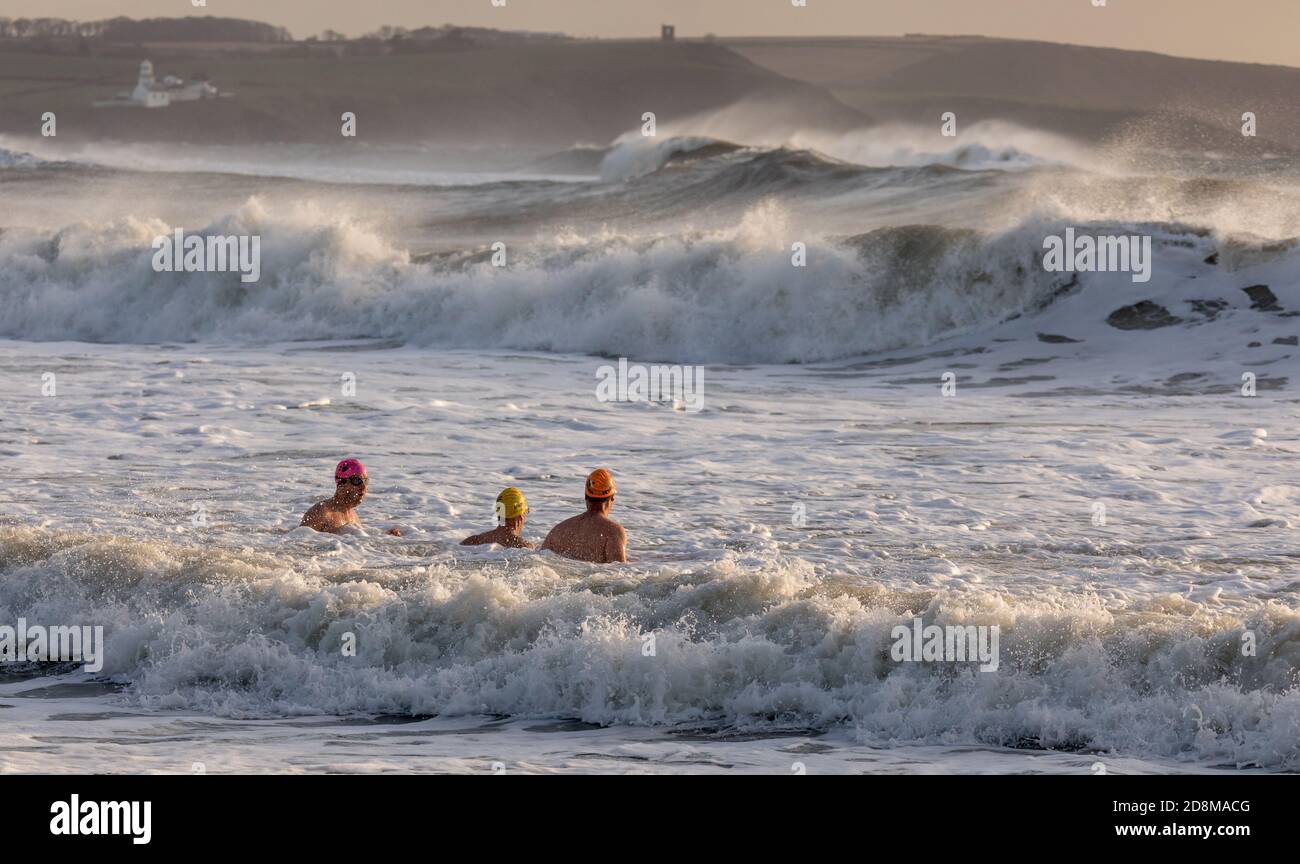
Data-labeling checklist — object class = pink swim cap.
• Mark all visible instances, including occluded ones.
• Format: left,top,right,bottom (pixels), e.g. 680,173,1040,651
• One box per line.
335,458,367,480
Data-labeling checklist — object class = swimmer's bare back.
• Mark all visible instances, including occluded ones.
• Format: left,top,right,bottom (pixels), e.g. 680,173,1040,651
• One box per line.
541,513,627,563
300,501,358,533
461,526,533,549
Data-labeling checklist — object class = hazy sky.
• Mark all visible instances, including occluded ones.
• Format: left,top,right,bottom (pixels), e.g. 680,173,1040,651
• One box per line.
4,0,1297,67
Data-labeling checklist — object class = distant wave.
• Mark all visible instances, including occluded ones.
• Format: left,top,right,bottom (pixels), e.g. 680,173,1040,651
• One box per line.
596,136,956,212
527,144,609,176
0,137,586,187
599,122,1092,183
600,135,745,182
2,195,1294,361
0,146,49,169
789,121,1101,172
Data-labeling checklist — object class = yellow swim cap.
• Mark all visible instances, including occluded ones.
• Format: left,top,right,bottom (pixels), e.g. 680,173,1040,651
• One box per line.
585,468,616,499
495,487,528,520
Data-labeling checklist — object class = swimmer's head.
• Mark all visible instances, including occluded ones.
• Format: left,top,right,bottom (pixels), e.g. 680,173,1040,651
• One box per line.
584,468,615,512
495,487,528,529
334,458,368,506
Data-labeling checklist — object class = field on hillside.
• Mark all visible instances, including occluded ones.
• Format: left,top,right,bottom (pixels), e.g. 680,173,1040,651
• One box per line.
727,36,1300,152
0,41,861,147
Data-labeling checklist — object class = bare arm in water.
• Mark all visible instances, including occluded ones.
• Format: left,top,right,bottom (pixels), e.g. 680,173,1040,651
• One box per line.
605,523,628,563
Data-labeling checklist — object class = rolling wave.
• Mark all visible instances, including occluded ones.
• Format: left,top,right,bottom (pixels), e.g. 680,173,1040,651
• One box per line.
0,198,1058,359
2,192,1296,361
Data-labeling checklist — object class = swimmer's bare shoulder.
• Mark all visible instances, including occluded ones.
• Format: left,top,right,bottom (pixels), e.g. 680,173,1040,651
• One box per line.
541,515,581,552
462,528,533,549
499,533,534,549
300,501,330,531
460,530,489,546
301,500,353,533
604,520,628,563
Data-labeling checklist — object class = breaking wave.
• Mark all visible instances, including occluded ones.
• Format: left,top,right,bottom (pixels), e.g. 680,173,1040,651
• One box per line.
2,527,1297,767
10,194,1291,362
4,133,1299,362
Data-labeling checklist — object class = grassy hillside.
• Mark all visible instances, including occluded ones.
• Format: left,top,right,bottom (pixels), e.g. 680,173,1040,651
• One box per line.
0,41,866,149
6,34,1292,156
728,36,1300,153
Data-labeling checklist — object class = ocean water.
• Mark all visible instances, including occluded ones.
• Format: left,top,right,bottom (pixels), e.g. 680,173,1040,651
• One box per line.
1,128,1298,773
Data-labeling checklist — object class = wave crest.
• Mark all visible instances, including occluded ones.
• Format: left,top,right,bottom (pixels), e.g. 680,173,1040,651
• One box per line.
0,198,1090,361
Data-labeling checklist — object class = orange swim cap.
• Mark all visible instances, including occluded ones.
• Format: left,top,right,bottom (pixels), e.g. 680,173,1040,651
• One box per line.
585,468,616,499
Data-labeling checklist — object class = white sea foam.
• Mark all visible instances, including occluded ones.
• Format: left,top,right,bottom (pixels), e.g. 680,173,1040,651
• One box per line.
3,331,1299,772
2,523,1297,766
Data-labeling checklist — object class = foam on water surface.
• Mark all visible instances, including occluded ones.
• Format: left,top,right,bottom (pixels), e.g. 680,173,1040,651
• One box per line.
2,340,1297,773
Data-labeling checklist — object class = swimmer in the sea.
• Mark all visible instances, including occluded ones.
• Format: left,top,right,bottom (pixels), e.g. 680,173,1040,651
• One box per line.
540,468,627,563
461,487,533,549
300,458,402,536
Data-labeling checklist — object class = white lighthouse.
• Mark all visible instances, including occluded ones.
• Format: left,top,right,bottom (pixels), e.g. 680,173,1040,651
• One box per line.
92,59,226,109
132,60,170,108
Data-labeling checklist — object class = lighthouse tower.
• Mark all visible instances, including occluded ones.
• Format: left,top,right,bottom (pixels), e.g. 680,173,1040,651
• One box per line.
131,60,169,107
133,60,155,101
